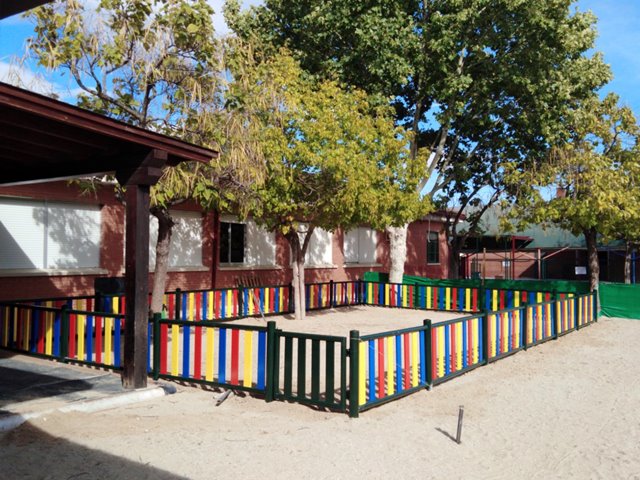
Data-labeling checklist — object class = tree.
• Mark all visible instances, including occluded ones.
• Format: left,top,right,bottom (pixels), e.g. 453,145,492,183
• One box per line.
224,48,424,319
26,0,258,313
508,94,640,291
226,0,611,282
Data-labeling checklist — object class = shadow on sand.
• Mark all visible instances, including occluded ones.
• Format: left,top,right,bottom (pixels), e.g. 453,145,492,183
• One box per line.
1,422,187,479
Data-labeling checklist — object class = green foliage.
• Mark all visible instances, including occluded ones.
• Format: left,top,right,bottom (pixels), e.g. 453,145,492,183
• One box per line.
26,0,270,215
26,0,226,212
226,0,611,224
510,93,640,242
222,46,426,236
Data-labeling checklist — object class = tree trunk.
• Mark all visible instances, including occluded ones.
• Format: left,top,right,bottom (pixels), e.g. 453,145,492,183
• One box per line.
448,236,464,280
584,227,599,292
624,242,632,284
286,230,307,320
387,224,408,284
150,208,174,314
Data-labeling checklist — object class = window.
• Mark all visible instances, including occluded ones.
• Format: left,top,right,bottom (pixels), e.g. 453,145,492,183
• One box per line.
343,227,377,264
219,217,276,266
219,221,245,264
149,210,203,268
0,198,101,270
427,231,439,264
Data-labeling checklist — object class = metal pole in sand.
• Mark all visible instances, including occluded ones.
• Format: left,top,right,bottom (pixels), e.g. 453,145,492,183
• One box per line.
456,405,464,444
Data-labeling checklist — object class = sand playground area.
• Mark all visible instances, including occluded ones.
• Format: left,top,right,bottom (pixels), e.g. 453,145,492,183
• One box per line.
1,310,639,479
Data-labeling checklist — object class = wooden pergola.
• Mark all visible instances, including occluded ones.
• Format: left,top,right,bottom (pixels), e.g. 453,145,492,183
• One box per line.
0,0,51,19
0,82,217,388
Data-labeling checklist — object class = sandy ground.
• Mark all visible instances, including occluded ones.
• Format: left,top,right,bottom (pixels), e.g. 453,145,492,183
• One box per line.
228,305,464,335
1,316,639,480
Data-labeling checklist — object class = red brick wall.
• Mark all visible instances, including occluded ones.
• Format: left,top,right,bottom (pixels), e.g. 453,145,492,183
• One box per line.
0,182,216,300
0,181,450,298
0,181,122,299
405,220,449,278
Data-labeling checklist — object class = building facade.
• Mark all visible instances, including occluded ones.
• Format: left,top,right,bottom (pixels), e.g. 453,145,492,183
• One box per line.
0,182,450,300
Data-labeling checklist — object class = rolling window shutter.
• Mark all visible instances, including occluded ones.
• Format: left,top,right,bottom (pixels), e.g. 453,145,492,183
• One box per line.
46,202,100,269
0,198,46,269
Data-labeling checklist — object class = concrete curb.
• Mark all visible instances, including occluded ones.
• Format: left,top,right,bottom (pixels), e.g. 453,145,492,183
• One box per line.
0,384,174,433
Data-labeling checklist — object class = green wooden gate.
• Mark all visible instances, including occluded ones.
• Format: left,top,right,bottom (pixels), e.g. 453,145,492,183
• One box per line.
273,330,348,412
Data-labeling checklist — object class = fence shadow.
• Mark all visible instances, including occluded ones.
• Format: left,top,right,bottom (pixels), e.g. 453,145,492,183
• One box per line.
1,423,186,479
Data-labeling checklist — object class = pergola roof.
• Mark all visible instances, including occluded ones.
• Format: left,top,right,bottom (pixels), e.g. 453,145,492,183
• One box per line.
0,82,217,185
0,1,50,19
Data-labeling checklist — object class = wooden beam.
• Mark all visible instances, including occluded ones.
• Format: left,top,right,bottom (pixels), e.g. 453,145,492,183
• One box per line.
121,183,151,389
120,149,168,389
0,124,101,156
116,149,167,186
0,112,118,151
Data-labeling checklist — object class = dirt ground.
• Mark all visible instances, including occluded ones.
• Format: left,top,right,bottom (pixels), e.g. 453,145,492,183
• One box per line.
227,305,465,336
1,316,639,480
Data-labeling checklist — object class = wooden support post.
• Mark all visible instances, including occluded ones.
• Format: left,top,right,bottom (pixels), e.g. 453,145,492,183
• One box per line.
117,149,167,390
122,183,151,389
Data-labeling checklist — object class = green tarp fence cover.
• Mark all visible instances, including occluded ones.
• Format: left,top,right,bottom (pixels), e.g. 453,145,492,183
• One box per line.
362,272,590,294
362,273,639,319
599,283,640,319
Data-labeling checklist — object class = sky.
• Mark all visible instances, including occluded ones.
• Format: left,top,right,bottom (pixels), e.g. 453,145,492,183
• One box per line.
1,1,639,115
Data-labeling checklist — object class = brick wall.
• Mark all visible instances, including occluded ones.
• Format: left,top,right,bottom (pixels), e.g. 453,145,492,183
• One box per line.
0,181,450,298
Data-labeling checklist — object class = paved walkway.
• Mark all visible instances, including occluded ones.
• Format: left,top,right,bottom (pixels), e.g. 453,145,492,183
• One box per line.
0,350,170,430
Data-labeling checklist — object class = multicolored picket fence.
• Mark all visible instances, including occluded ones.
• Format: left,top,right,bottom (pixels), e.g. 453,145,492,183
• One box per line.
0,302,125,369
0,281,598,417
354,324,429,410
362,281,560,314
348,289,598,416
152,318,271,394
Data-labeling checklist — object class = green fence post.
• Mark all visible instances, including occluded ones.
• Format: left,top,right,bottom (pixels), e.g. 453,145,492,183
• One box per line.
358,279,364,305
523,305,529,351
575,296,580,331
348,330,360,418
553,299,559,340
152,313,161,380
238,286,244,318
265,321,277,402
95,292,103,313
483,312,490,365
60,304,69,360
288,283,294,313
329,280,335,308
424,319,433,390
174,288,181,320
594,289,599,322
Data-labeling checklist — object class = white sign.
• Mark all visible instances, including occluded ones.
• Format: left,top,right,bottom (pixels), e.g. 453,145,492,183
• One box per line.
575,266,587,275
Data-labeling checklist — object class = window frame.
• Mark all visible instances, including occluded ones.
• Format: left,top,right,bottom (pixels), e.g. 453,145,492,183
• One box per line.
426,230,440,265
219,220,246,265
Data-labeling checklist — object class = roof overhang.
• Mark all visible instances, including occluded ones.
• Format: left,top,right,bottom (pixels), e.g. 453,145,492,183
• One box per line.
0,82,217,186
0,0,50,19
